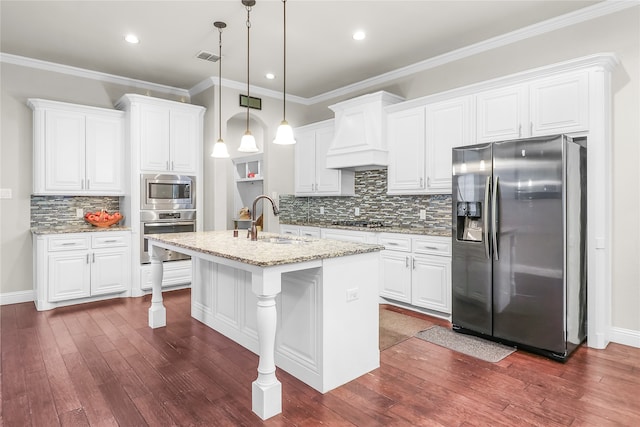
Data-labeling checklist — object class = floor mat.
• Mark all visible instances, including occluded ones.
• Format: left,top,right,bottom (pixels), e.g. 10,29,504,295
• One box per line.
379,308,433,350
415,326,516,362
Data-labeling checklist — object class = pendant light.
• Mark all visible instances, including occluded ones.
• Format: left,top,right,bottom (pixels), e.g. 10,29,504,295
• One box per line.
273,0,296,145
211,21,230,158
238,0,259,153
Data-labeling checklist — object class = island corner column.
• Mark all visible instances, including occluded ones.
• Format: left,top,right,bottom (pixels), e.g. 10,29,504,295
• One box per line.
148,242,167,328
250,267,283,420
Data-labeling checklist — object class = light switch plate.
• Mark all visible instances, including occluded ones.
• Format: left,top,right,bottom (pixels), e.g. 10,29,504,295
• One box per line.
0,188,12,199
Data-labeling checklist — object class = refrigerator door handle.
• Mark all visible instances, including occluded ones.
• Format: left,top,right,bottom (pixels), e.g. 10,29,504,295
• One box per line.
483,175,491,260
492,176,499,260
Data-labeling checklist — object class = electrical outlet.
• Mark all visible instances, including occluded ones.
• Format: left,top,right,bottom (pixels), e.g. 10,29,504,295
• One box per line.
419,209,426,220
0,188,12,199
320,207,325,215
354,207,360,216
346,288,359,302
76,208,84,218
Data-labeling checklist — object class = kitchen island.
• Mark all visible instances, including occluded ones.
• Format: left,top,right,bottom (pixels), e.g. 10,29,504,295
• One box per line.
145,231,383,420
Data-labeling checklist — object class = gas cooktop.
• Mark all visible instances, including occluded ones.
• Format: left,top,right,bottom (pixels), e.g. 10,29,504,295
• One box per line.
331,220,386,229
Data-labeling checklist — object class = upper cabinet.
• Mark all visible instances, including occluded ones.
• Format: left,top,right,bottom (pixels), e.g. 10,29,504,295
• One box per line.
294,120,354,196
476,71,589,143
387,96,471,195
117,94,205,175
29,99,125,195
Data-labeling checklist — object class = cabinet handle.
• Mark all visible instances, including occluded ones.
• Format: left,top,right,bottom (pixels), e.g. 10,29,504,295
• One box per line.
92,253,95,263
518,124,522,138
419,177,424,188
86,253,90,264
388,242,399,246
412,257,416,270
171,161,174,171
61,242,77,246
81,179,84,190
427,177,431,187
102,239,118,243
423,246,438,250
86,179,90,189
530,122,533,135
166,161,169,170
405,256,409,268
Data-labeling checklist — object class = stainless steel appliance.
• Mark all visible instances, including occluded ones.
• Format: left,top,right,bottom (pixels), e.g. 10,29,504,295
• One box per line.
140,210,196,263
451,134,587,361
141,174,195,210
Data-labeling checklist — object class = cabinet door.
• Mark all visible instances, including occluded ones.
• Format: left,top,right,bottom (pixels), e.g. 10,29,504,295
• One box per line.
140,104,170,171
426,97,471,193
411,255,451,314
91,248,130,296
379,250,411,303
170,109,198,174
314,124,342,195
294,129,317,195
45,109,86,192
85,114,124,193
48,252,91,301
476,84,528,142
387,107,426,194
530,72,589,136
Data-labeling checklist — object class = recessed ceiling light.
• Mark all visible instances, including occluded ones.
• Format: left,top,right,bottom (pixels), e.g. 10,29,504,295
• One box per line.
352,30,366,41
125,34,139,44
265,73,275,80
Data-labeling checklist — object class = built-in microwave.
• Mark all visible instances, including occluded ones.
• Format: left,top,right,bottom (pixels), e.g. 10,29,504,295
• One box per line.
141,174,195,210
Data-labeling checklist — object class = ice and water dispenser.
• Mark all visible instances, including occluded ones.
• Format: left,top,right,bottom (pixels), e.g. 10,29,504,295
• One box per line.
456,201,483,242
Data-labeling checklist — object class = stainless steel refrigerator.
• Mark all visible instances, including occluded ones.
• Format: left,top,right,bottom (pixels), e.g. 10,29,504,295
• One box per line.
451,134,587,361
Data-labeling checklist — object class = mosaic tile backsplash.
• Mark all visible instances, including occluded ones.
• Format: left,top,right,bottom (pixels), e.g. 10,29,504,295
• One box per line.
278,170,452,233
31,196,121,228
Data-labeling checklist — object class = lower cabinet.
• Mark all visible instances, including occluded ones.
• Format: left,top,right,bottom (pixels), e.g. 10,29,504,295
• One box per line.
34,231,131,310
379,233,451,315
140,259,192,291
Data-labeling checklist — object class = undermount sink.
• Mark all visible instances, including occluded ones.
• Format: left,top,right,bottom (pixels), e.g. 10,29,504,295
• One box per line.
261,237,307,245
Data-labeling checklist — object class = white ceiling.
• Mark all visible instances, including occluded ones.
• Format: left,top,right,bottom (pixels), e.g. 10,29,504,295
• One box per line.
1,1,607,101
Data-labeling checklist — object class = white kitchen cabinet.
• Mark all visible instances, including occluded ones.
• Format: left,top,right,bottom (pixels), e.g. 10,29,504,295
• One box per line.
29,99,125,195
320,227,376,244
294,120,354,196
530,71,589,136
476,84,529,143
117,94,204,174
34,231,131,310
476,71,588,142
425,96,472,193
386,96,471,195
379,233,451,316
386,106,427,193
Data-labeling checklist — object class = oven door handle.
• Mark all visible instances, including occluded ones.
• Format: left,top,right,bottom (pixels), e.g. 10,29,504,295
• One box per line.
144,221,196,228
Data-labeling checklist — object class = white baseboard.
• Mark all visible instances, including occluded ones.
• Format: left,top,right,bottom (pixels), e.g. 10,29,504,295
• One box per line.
0,290,34,306
609,327,640,349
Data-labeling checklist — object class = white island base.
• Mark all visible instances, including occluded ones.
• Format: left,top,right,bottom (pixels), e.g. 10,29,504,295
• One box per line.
146,234,381,420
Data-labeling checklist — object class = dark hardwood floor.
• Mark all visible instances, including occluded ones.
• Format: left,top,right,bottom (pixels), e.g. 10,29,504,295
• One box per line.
2,289,639,426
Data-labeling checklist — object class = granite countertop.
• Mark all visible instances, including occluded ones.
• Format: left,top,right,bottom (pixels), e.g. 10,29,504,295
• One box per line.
281,221,452,237
146,230,384,267
31,225,131,235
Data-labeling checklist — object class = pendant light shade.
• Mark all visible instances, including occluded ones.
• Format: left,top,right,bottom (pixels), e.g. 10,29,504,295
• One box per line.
211,21,230,158
273,0,296,145
238,0,259,153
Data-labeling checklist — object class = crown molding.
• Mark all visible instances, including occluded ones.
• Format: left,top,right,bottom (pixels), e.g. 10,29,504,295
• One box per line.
1,0,635,106
0,52,191,98
305,0,638,105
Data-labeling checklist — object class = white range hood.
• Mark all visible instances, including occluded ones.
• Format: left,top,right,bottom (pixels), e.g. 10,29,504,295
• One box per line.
326,91,404,170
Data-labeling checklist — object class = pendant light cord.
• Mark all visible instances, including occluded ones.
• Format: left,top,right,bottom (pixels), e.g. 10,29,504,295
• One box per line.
282,0,287,120
245,4,252,132
218,26,223,141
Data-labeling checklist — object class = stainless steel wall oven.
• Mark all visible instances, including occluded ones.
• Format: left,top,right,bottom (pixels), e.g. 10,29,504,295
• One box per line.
140,210,196,264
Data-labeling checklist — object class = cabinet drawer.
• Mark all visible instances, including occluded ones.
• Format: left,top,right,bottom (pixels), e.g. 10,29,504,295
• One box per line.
48,236,90,251
413,237,451,256
378,234,412,252
92,233,128,248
